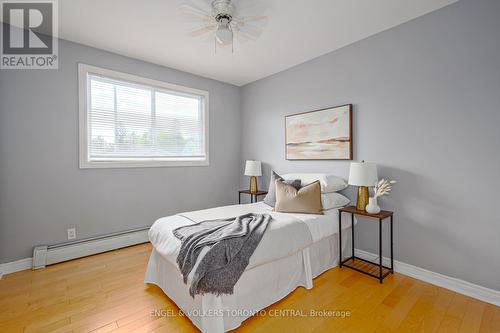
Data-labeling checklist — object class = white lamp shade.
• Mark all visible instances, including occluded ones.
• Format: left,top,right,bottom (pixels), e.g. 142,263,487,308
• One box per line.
348,162,378,186
244,160,262,176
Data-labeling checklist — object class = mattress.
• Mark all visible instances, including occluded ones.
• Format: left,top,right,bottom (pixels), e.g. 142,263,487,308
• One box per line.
145,202,352,332
148,202,348,269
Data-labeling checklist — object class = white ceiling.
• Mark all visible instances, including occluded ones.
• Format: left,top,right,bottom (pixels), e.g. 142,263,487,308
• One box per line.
56,0,456,86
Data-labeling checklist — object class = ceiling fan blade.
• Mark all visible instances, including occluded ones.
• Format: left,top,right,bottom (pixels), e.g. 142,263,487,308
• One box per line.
232,22,263,39
233,29,261,42
178,4,212,21
189,25,217,37
233,15,268,25
234,31,258,43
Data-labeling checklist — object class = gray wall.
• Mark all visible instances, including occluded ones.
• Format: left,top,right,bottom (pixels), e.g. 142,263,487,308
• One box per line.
240,0,500,290
0,39,241,263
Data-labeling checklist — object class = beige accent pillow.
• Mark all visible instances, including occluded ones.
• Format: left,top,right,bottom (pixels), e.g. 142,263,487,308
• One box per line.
274,180,323,214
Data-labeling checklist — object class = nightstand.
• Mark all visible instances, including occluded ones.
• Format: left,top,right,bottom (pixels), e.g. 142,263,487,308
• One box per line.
338,206,394,283
238,190,268,204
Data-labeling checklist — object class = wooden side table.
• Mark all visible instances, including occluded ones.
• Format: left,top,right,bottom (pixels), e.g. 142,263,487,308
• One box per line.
338,206,394,283
238,190,268,204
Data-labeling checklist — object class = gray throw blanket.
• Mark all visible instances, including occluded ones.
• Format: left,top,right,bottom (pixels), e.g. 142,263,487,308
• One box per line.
173,213,271,297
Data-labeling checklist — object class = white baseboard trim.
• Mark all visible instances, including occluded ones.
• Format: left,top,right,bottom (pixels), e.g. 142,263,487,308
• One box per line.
1,227,150,277
0,257,33,278
354,249,500,306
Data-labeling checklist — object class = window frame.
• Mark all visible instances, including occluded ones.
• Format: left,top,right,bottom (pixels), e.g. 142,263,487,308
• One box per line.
78,63,210,169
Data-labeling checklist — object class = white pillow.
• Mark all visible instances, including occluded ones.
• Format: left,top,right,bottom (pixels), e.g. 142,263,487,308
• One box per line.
282,173,347,193
321,193,350,210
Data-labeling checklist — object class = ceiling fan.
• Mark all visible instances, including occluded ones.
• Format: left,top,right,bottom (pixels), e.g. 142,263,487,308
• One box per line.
179,0,268,52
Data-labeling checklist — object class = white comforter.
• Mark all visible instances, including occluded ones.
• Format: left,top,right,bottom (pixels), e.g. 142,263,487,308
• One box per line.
148,202,349,272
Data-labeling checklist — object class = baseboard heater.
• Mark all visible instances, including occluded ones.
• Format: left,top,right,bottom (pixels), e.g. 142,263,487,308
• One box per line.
32,226,150,269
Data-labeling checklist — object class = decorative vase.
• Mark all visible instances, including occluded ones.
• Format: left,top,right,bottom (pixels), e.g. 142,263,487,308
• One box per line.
366,197,381,214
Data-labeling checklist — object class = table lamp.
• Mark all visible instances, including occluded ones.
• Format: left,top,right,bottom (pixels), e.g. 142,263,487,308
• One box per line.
245,160,262,193
348,161,378,211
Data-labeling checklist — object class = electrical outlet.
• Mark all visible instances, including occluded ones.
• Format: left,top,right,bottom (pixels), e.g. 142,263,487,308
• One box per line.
67,228,76,240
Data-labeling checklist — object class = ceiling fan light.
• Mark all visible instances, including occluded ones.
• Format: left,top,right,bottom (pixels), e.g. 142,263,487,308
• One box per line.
215,24,233,45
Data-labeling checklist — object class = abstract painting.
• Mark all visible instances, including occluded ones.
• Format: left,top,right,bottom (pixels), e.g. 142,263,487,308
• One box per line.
285,104,352,160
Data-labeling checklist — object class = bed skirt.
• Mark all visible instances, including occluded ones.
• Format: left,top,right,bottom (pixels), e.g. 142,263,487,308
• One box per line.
144,233,349,332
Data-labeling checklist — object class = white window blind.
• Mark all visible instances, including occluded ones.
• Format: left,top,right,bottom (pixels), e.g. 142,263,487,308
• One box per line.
79,64,209,168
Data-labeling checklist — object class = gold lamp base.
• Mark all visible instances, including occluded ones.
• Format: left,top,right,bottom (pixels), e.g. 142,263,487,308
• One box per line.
356,186,369,211
249,176,258,193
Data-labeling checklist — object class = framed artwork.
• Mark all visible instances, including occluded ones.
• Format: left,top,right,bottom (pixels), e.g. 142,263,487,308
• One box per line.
285,104,352,160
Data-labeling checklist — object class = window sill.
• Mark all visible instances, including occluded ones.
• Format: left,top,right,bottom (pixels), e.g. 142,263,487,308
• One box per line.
79,158,209,169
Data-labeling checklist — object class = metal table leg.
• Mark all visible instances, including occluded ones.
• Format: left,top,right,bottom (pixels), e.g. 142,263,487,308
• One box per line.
338,212,342,268
351,213,355,259
379,218,383,283
390,215,394,273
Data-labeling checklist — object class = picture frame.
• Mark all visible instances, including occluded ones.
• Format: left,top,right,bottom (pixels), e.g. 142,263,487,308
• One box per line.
285,104,353,160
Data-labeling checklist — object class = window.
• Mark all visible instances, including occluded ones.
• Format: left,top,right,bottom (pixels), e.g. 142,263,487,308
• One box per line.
78,64,209,168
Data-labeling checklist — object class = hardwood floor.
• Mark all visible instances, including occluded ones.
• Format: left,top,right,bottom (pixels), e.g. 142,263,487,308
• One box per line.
0,243,498,333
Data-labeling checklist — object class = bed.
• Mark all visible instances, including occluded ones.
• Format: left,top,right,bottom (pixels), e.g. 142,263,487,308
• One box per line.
145,201,352,332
